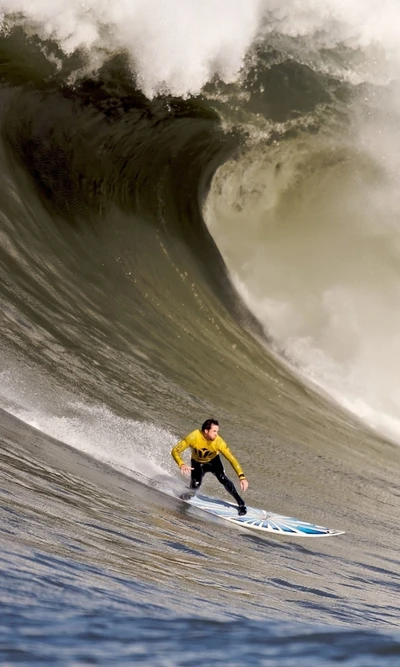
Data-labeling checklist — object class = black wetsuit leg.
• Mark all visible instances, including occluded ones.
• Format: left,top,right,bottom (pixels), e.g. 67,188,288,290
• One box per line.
207,455,246,507
189,459,204,490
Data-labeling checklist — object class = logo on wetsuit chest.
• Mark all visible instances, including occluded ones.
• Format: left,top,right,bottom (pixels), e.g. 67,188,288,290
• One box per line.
192,447,214,461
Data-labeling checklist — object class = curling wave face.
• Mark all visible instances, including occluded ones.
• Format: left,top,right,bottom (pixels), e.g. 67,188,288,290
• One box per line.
205,88,400,441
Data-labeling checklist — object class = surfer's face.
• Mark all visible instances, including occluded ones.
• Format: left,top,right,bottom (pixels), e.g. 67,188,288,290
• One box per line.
203,424,219,441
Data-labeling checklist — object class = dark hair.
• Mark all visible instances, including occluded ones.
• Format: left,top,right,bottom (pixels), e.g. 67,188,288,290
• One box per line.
201,419,219,432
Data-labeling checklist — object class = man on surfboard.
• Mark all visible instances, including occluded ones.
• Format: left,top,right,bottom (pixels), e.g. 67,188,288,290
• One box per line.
171,419,248,515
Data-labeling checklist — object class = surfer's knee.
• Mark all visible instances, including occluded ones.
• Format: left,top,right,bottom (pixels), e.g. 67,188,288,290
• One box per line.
217,473,229,485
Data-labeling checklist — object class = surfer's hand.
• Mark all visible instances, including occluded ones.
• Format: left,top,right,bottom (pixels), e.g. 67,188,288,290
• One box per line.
240,478,248,492
180,464,193,476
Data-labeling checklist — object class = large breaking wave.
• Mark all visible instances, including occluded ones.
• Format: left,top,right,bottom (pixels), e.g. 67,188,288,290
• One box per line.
2,0,400,457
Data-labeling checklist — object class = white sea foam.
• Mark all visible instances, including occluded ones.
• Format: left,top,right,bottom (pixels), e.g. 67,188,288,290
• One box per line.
0,0,264,96
1,0,400,95
0,363,177,481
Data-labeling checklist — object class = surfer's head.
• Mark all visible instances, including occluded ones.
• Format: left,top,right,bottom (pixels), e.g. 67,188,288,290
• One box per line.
202,419,219,441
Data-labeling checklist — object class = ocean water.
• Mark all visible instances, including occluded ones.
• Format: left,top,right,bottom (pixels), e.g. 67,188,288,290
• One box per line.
0,1,400,665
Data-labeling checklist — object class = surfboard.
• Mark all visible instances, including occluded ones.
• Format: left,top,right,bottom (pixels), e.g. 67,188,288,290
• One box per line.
183,494,344,537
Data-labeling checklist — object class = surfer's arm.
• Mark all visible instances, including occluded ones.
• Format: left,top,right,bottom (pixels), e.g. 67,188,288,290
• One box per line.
171,438,191,468
217,440,246,480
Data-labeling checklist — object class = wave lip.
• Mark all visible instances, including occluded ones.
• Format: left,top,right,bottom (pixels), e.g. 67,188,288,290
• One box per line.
0,0,266,96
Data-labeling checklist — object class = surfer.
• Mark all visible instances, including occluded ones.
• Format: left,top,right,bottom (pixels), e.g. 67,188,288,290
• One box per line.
171,419,248,515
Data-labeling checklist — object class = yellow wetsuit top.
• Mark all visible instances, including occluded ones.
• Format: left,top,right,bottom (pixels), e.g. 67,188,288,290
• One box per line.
171,430,246,479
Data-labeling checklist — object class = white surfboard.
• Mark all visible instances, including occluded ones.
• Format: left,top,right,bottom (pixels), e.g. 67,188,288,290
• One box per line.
184,494,344,537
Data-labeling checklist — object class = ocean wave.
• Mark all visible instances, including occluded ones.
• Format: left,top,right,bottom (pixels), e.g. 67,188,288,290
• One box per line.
2,5,400,440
